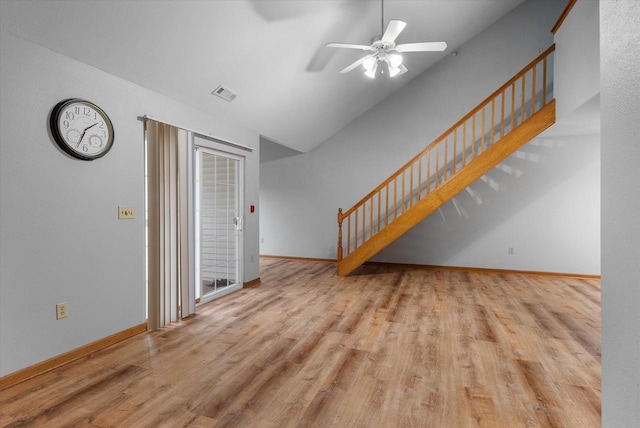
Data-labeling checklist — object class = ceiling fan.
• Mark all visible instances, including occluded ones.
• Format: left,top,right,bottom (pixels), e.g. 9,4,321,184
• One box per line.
326,0,447,78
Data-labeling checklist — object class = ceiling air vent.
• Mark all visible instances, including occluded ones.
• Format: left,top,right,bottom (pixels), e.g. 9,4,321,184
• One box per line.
212,85,237,102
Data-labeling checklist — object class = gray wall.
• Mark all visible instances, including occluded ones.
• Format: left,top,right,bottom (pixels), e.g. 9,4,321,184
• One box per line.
554,0,600,119
0,31,260,376
601,1,640,426
373,130,600,274
260,0,600,275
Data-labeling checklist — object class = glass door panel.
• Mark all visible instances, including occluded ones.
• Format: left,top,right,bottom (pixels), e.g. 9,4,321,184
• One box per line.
195,148,242,304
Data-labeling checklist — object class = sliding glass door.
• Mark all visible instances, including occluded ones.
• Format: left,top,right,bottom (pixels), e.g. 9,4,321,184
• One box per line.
195,148,243,304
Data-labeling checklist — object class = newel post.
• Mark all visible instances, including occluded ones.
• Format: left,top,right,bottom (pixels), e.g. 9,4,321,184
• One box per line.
337,208,343,262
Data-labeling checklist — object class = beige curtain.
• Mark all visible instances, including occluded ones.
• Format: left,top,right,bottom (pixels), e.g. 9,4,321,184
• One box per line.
146,120,193,330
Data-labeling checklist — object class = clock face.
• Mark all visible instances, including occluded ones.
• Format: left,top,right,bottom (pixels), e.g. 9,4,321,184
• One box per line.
50,99,114,160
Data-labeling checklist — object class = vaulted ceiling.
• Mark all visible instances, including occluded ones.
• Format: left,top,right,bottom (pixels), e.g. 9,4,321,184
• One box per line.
3,0,524,152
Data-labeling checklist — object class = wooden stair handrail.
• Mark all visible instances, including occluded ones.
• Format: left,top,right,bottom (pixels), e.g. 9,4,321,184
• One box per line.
337,45,556,264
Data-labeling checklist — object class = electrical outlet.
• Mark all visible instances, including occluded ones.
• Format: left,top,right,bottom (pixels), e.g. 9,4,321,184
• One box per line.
56,302,68,320
508,247,515,255
118,206,135,219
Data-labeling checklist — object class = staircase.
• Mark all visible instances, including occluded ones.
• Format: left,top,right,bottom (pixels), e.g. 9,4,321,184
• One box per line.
337,45,556,276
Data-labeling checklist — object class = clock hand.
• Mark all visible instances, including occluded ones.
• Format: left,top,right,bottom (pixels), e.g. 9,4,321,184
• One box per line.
77,122,99,147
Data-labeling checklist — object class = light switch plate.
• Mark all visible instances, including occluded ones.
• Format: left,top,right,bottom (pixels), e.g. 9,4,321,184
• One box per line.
118,206,135,219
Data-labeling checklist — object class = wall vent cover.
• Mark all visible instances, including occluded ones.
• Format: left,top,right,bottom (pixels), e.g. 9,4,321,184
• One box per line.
212,85,237,102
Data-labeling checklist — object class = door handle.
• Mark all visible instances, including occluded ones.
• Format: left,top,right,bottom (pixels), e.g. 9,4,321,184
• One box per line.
233,216,243,231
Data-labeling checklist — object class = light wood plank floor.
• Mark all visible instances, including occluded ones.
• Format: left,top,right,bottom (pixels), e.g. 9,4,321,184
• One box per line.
0,258,601,427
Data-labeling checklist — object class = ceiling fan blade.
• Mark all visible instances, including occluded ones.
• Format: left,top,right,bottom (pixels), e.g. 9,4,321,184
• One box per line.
326,42,372,50
340,54,375,73
395,41,448,53
381,20,407,43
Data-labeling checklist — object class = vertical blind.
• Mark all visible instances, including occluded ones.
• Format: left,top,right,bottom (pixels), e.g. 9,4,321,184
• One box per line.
146,120,193,329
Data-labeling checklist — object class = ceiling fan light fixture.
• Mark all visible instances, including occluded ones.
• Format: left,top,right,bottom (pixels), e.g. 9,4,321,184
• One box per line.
362,56,377,71
364,63,377,78
388,64,401,77
388,53,403,68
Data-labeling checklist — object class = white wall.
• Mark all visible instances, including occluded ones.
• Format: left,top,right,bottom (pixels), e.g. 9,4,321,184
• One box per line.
554,0,600,119
0,31,260,376
261,0,600,274
600,1,640,426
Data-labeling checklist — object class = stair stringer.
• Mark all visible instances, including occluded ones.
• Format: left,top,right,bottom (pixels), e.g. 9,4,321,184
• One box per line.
337,100,555,277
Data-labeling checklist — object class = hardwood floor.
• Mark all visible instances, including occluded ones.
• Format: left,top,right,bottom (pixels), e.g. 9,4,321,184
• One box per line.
0,258,601,427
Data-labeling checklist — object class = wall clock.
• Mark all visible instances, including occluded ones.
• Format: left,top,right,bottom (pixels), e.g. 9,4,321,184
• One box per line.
49,98,114,160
